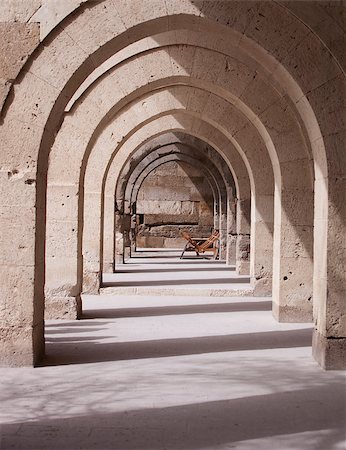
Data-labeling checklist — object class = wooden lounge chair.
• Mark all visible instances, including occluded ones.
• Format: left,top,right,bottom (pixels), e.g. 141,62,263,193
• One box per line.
180,229,220,259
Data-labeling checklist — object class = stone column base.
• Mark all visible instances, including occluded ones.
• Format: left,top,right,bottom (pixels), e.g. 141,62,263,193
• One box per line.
272,302,313,323
114,253,123,268
226,234,236,265
124,246,131,261
252,276,272,296
0,322,44,367
45,295,82,320
236,260,250,275
83,271,100,294
103,262,113,273
312,330,346,370
226,255,236,265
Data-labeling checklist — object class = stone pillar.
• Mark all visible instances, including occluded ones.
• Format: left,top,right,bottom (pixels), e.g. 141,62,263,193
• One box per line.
45,184,82,319
0,167,45,366
102,192,115,273
272,186,313,322
226,195,236,265
82,191,102,295
130,226,136,253
123,231,131,260
312,178,346,369
219,210,228,260
213,201,219,231
114,213,125,267
236,234,251,275
0,17,43,366
250,193,274,297
236,198,251,275
122,214,132,262
227,234,237,265
130,211,137,253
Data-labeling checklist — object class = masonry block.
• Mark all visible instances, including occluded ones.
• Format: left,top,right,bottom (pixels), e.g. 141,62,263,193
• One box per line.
45,295,82,320
312,330,346,370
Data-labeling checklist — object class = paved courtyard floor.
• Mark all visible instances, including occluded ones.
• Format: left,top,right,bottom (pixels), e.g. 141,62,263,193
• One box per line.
0,253,345,450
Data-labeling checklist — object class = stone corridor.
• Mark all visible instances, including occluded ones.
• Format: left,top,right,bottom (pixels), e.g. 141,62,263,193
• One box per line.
101,248,252,297
0,1,345,448
1,252,345,449
1,0,345,370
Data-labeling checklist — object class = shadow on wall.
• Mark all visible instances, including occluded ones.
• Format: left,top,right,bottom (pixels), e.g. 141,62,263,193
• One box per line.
1,384,344,449
42,327,313,366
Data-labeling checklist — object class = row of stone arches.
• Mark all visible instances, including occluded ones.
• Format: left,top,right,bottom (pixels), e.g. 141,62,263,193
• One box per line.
0,1,344,369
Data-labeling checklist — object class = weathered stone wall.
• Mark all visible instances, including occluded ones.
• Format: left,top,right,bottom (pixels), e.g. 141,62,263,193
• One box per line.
136,161,214,248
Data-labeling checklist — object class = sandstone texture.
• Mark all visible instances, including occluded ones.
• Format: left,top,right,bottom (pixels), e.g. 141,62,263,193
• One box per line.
0,0,344,370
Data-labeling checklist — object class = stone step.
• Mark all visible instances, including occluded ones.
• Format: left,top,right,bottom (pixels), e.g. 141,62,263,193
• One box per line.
100,285,253,297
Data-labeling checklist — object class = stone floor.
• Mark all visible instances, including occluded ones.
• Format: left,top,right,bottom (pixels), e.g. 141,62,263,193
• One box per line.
102,248,252,296
0,252,345,450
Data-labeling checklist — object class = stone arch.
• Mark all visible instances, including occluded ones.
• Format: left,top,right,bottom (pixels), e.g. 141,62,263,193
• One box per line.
0,1,343,369
104,130,252,277
130,155,221,253
82,103,274,292
46,73,277,317
122,148,230,258
36,27,314,326
114,138,236,258
43,37,316,320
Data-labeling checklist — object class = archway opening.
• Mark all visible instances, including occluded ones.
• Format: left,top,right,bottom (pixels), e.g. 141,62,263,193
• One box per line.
135,160,215,252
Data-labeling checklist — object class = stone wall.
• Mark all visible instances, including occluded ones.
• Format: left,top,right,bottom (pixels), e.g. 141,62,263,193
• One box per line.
136,161,214,248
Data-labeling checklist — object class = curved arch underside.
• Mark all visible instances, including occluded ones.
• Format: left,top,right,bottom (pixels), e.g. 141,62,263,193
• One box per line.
0,0,344,370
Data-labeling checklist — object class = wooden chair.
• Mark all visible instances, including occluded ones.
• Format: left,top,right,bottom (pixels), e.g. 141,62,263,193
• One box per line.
180,229,220,259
